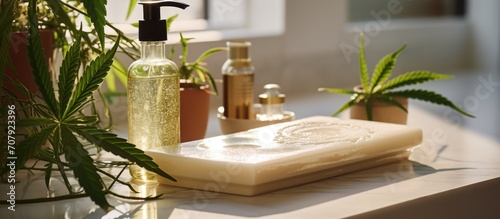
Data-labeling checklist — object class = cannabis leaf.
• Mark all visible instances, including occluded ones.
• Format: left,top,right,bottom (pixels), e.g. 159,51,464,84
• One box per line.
27,2,60,116
319,32,474,120
385,89,474,118
64,35,117,117
72,126,176,181
16,125,57,165
61,126,111,210
368,43,406,92
45,0,77,34
6,1,175,209
359,33,369,91
81,0,108,49
377,71,453,93
126,0,140,20
58,30,81,116
0,0,16,88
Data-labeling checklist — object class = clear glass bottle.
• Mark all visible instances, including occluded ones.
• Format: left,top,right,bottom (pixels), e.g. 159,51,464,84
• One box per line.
128,41,180,181
127,1,188,181
222,41,255,119
257,84,286,121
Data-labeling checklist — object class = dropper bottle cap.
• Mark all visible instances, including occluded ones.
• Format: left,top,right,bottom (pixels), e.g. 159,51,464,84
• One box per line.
138,1,189,41
259,84,285,105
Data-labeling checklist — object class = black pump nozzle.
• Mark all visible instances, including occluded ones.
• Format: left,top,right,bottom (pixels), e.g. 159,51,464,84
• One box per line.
138,1,189,41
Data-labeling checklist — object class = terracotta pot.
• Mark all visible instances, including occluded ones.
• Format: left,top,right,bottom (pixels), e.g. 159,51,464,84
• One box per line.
1,30,54,166
180,82,211,142
350,97,408,124
4,29,54,98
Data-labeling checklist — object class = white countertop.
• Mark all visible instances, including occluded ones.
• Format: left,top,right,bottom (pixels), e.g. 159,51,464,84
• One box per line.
2,74,500,218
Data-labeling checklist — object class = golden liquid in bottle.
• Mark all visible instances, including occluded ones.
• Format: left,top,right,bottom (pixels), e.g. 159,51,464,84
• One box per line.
127,75,180,181
223,73,254,119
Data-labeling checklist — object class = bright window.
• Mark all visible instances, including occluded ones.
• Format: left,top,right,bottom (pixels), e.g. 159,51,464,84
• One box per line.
105,0,285,42
106,0,206,23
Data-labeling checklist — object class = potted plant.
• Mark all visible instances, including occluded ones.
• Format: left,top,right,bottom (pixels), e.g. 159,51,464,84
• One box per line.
1,0,142,129
319,33,474,124
170,33,226,142
1,0,173,210
2,0,57,98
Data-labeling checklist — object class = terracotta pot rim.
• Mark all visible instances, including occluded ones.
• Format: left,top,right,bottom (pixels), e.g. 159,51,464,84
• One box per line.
12,28,55,34
356,97,409,106
354,97,408,107
180,80,210,90
352,85,408,107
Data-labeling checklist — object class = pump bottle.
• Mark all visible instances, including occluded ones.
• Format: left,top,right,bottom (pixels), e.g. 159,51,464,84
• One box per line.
127,1,189,181
222,41,255,119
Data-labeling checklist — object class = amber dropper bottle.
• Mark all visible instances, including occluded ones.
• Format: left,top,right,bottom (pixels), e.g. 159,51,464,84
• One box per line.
222,41,255,119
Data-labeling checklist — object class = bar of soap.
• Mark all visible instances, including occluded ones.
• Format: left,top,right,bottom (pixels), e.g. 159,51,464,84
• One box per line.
146,116,422,196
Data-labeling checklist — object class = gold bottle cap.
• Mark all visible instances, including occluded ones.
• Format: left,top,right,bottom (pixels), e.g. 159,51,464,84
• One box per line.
259,84,285,104
227,41,251,60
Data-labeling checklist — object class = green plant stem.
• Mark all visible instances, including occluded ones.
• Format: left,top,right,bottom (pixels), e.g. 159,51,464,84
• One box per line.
97,167,138,193
117,44,140,61
49,137,75,194
96,88,112,130
60,0,140,58
19,167,72,171
107,164,127,190
20,161,138,192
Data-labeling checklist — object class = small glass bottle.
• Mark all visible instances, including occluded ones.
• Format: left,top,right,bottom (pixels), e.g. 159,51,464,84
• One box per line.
222,41,255,119
257,84,286,121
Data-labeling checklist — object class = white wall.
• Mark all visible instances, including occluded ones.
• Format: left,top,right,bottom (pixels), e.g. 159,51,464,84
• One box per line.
468,0,500,73
117,0,500,94
179,0,494,105
111,0,500,130
185,0,499,140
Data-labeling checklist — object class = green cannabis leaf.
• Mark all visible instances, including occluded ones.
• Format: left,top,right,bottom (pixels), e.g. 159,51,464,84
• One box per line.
359,32,369,91
57,29,81,116
81,0,107,49
27,3,60,116
0,0,16,88
319,32,475,120
126,0,139,20
2,0,174,210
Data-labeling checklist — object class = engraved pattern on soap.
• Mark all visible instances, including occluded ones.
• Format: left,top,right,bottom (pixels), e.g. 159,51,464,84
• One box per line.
274,122,375,146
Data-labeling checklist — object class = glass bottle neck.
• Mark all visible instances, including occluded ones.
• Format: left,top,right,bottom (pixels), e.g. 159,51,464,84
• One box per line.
228,47,251,61
227,41,251,61
141,41,166,60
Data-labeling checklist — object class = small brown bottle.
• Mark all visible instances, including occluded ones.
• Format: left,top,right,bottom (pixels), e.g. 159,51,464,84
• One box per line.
222,41,255,119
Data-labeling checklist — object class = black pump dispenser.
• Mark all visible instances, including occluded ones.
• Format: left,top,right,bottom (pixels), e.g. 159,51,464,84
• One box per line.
138,1,189,41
